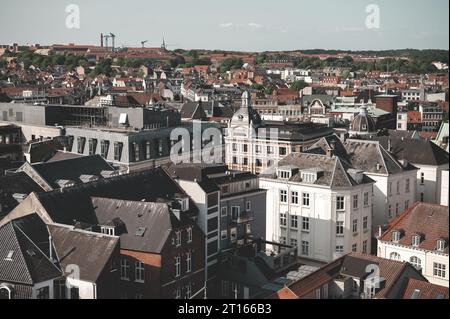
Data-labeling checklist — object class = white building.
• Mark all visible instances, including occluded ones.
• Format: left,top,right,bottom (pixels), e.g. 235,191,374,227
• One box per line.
307,136,418,232
440,170,449,206
396,112,408,131
260,151,374,263
377,202,449,287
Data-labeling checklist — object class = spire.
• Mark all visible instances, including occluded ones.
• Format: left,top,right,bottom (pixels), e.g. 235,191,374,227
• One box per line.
241,91,251,108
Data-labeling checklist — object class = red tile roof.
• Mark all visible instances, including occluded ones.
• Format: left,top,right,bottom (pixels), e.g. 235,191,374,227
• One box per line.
379,202,449,253
402,278,449,299
407,111,421,124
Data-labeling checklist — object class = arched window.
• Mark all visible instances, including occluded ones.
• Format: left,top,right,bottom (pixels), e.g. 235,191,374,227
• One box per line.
410,256,422,270
390,252,401,261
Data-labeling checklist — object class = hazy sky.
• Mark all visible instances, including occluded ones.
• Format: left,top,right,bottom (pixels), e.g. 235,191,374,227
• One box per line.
1,0,448,51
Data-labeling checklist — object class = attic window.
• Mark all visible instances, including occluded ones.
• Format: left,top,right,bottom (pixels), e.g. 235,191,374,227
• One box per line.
4,250,14,261
410,289,421,299
101,226,115,236
392,230,401,243
437,239,446,252
135,227,146,237
412,235,421,247
278,170,291,179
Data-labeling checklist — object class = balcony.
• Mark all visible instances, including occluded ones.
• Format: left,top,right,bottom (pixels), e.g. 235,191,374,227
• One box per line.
231,211,254,224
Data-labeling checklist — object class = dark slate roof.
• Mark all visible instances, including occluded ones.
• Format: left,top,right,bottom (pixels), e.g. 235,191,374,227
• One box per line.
0,172,43,202
48,224,119,282
45,150,84,163
261,152,373,188
366,136,449,166
258,122,334,142
308,136,416,175
91,197,192,253
35,167,194,226
180,102,206,119
28,155,115,189
0,214,61,285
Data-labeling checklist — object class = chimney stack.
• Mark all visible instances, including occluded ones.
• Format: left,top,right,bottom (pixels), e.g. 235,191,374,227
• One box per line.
387,139,392,152
100,33,104,47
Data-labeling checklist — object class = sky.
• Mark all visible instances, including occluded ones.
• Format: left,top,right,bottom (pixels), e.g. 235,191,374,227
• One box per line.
0,0,448,52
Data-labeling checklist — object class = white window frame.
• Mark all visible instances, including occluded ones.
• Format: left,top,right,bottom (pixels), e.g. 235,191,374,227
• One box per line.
280,190,288,203
186,252,192,273
120,259,130,280
353,194,358,209
291,191,299,205
221,206,228,217
280,213,287,227
433,263,446,278
135,261,145,283
336,196,345,211
336,221,344,236
302,217,310,231
221,230,228,240
175,230,182,246
175,256,181,277
302,193,310,207
187,227,193,243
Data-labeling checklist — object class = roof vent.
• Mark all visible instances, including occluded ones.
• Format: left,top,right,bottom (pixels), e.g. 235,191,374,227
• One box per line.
55,179,76,188
101,170,118,178
79,174,99,183
12,193,27,203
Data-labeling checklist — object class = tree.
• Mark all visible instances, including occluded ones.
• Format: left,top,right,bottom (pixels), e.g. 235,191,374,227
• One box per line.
219,57,243,73
94,58,112,76
290,80,308,92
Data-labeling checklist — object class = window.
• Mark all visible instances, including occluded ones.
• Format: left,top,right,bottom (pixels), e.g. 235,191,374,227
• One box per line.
114,142,123,161
246,201,251,211
352,219,358,233
392,231,401,243
280,190,288,203
353,195,358,209
231,206,240,220
120,259,130,280
336,246,344,253
405,200,409,210
420,193,424,202
100,226,115,236
290,215,298,229
336,196,345,211
207,217,218,233
146,141,151,160
364,192,369,206
232,143,237,152
100,140,110,158
88,138,98,155
174,288,181,299
246,223,251,234
336,221,344,236
302,193,310,206
352,243,357,252
388,204,392,218
279,147,287,156
186,252,192,273
405,179,410,193
396,181,400,194
230,228,237,242
410,256,422,270
186,283,192,299
221,230,227,240
175,231,181,246
243,144,248,153
54,280,66,299
255,145,261,154
302,217,310,231
437,239,446,252
135,261,145,283
77,137,86,154
390,252,401,261
221,280,229,297
279,236,287,245
267,146,274,154
36,286,49,299
301,241,309,255
362,240,368,254
388,182,392,196
221,206,227,217
175,256,181,277
291,191,299,205
290,238,298,247
256,159,262,167
433,263,446,278
243,158,248,166
363,216,368,231
280,213,287,227
232,157,237,164
395,203,399,216
420,173,425,184
187,227,193,243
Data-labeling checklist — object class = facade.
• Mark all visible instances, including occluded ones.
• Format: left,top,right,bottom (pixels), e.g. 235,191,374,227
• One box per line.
260,151,374,263
306,136,418,232
419,104,444,132
225,92,334,174
377,202,449,287
440,170,449,206
396,112,408,131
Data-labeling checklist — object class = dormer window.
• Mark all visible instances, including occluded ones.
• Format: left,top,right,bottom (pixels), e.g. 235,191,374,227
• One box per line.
437,239,446,252
278,170,291,179
392,230,401,243
100,226,115,236
412,235,421,247
300,168,323,184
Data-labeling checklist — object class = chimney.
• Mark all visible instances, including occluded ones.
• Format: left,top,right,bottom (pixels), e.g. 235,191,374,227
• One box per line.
330,140,336,150
100,33,104,47
387,139,392,152
378,226,383,238
376,163,381,171
326,148,333,158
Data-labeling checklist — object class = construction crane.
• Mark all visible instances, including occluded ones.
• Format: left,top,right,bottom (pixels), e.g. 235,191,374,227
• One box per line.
141,40,148,48
110,33,116,52
103,34,111,49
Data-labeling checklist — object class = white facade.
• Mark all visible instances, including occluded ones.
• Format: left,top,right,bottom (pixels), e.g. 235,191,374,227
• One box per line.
378,240,449,287
367,171,417,231
440,170,449,206
260,177,373,263
415,164,448,204
396,112,408,131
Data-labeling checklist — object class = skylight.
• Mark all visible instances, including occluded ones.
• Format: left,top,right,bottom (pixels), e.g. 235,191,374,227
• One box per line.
4,250,14,261
135,227,146,237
